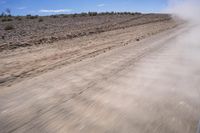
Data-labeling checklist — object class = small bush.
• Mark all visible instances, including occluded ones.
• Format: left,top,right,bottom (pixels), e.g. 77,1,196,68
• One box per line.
64,14,70,17
80,12,88,17
4,25,14,30
50,15,58,18
38,18,43,22
15,16,22,21
72,13,78,17
88,12,98,16
26,14,31,17
26,14,38,19
131,12,142,15
30,16,38,19
136,38,140,41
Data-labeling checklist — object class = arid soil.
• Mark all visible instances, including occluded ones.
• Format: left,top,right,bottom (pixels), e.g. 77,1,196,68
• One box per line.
0,13,171,51
0,13,178,87
0,12,200,133
0,23,200,133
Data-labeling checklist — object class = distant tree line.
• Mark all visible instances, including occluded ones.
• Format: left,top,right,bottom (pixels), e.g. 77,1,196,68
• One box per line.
0,9,142,22
0,9,142,18
51,12,142,18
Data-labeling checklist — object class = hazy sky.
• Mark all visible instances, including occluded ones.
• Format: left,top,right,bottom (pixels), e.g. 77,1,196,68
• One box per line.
0,0,168,15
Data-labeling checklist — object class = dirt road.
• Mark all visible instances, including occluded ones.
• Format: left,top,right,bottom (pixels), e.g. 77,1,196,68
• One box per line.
0,19,177,87
0,25,200,133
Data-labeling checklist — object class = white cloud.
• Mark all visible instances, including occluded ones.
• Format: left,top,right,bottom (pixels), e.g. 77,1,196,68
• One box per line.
97,4,105,7
39,9,71,13
17,7,27,10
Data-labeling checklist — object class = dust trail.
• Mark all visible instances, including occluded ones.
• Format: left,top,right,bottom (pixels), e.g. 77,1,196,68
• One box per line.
166,1,200,130
165,0,200,52
165,2,200,131
166,0,200,24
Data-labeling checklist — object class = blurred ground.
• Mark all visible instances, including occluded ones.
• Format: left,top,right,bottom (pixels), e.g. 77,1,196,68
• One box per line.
0,13,178,87
1,14,199,133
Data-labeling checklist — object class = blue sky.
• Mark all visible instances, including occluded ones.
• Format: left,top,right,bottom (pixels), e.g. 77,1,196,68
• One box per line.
0,0,168,16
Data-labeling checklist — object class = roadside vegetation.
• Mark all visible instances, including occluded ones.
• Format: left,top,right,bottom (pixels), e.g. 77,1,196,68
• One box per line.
0,10,142,20
50,12,142,18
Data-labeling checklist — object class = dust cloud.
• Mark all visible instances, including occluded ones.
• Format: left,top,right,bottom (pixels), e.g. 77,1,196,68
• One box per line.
166,0,200,24
165,0,200,71
166,0,200,48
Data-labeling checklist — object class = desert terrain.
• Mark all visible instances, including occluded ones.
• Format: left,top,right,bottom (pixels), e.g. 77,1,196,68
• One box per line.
0,13,178,87
1,13,200,133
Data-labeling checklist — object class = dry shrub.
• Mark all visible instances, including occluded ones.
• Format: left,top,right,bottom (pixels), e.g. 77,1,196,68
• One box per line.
15,16,22,21
26,15,38,19
4,25,14,30
38,18,43,22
